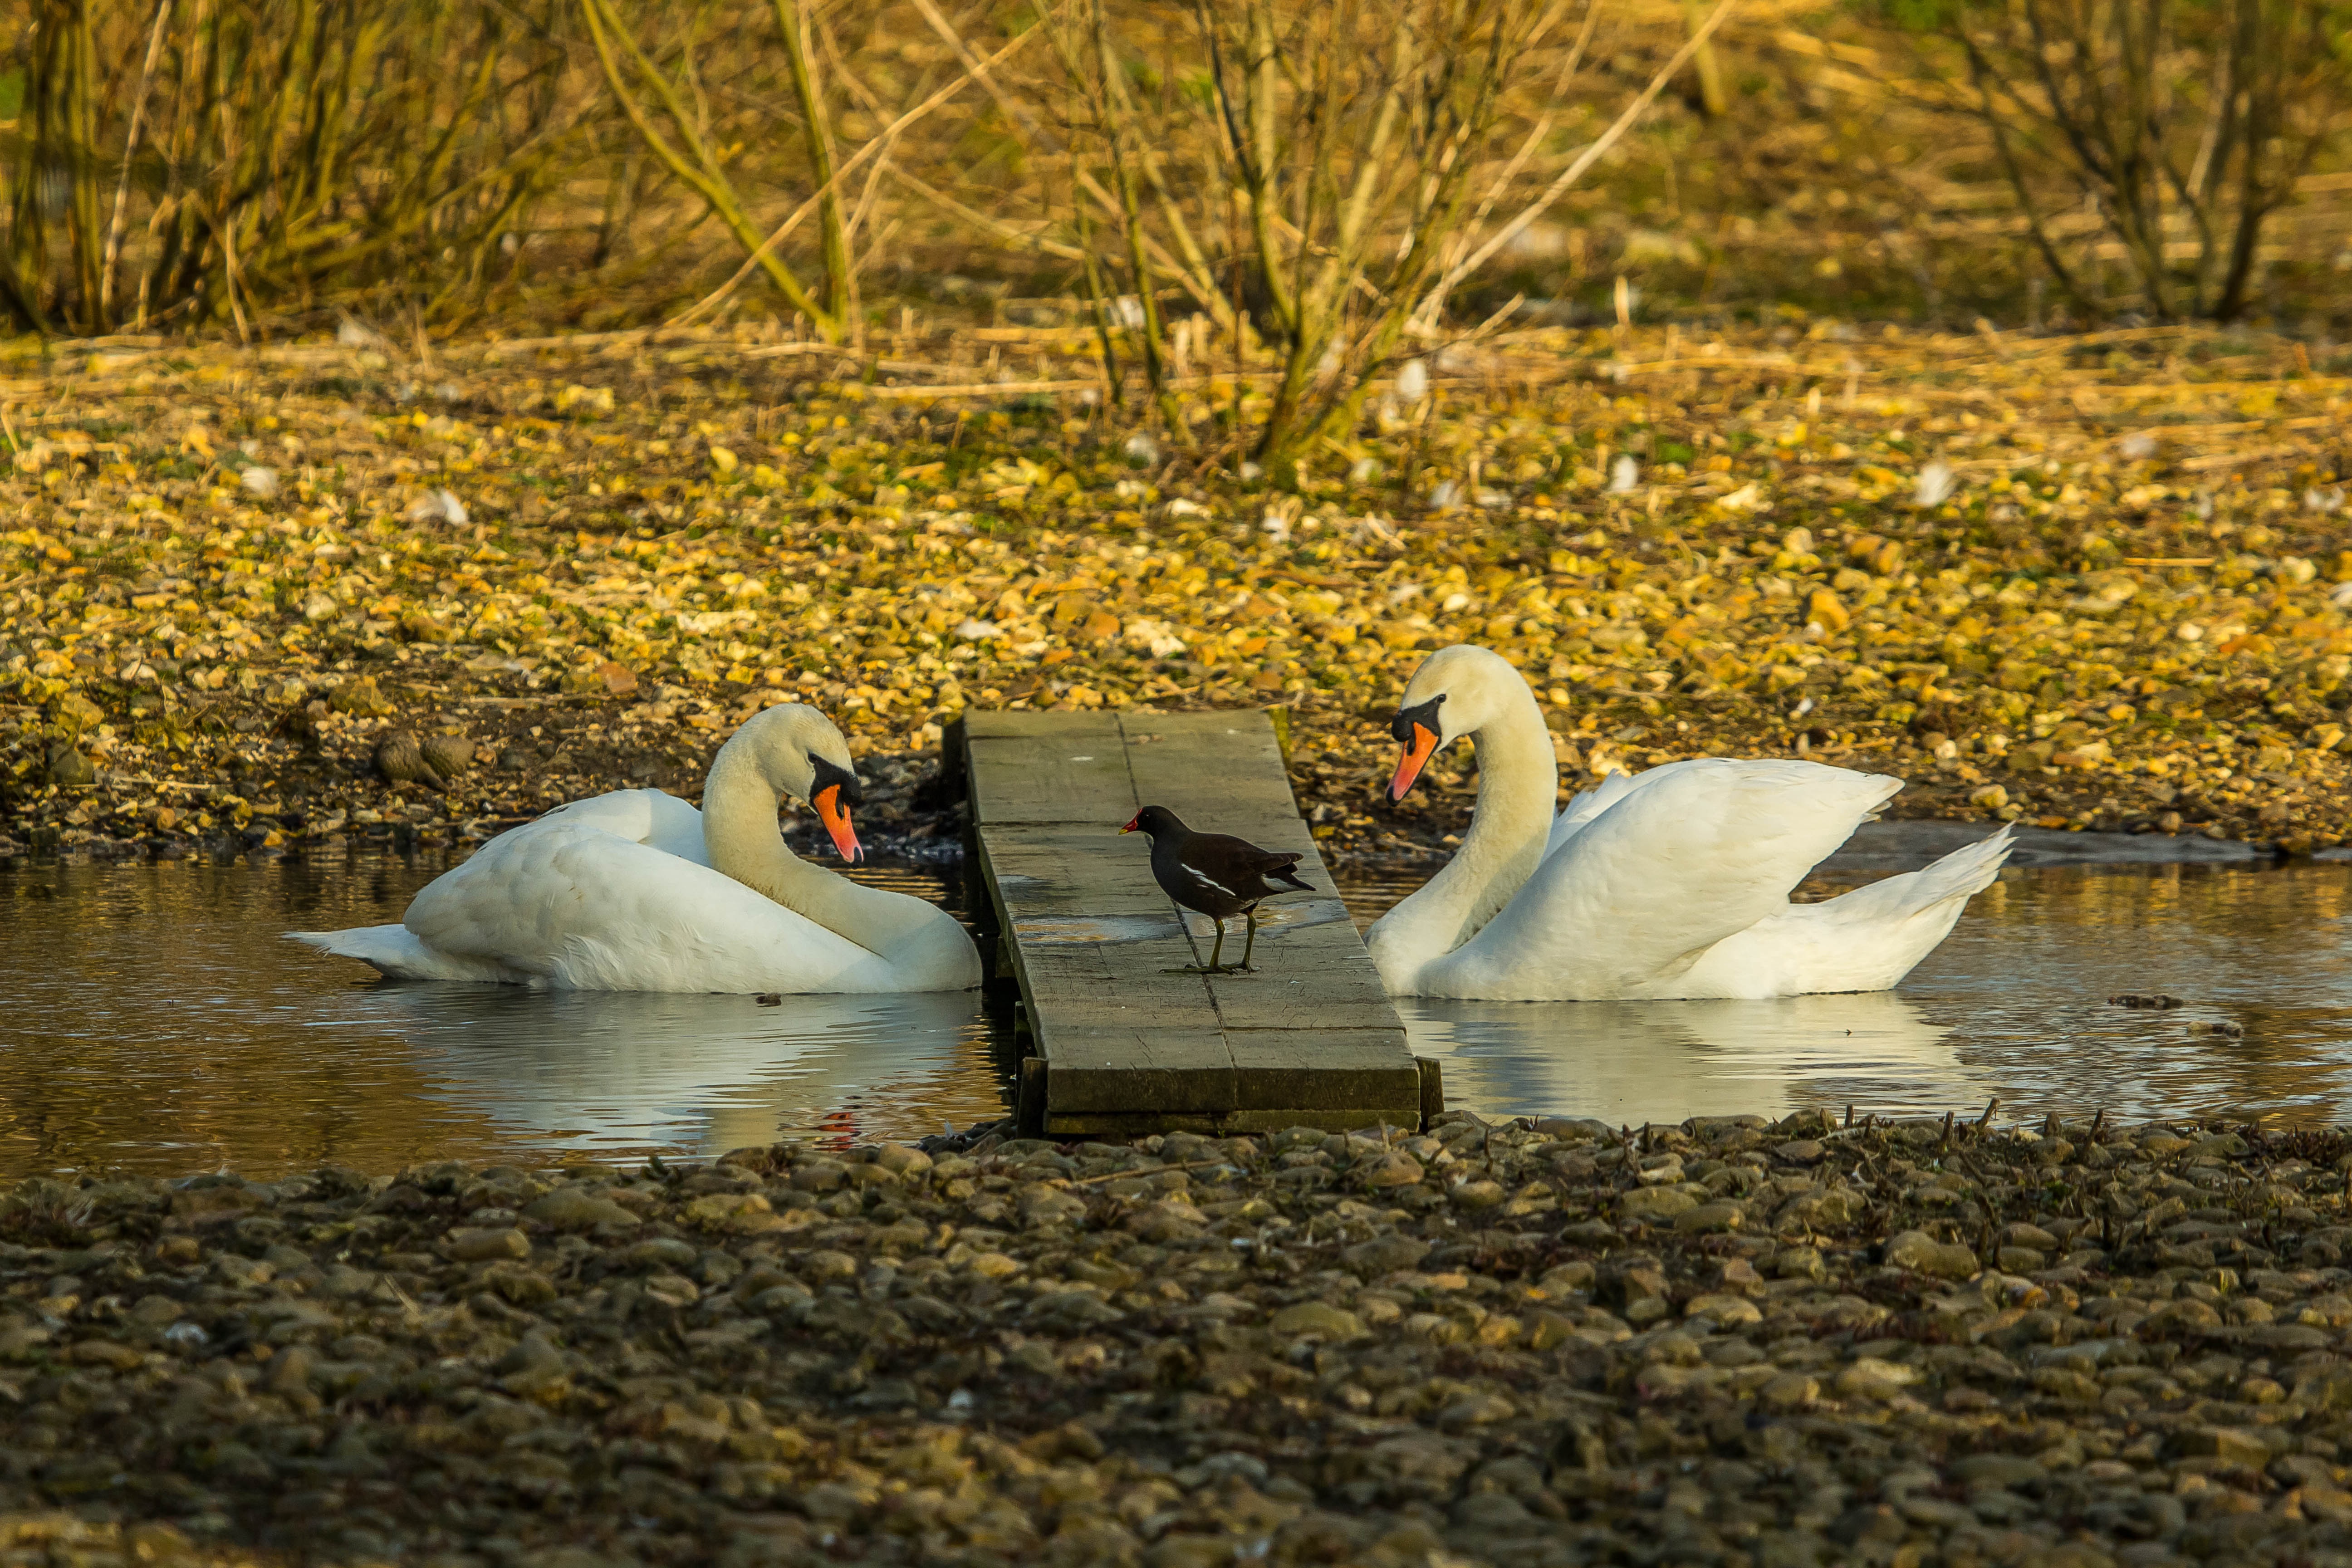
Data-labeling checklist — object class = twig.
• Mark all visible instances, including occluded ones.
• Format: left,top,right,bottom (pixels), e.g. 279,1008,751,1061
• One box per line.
100,0,176,322
1420,0,1744,311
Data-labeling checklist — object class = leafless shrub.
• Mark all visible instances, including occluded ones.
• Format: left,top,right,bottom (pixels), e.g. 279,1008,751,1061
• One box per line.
1892,0,2352,321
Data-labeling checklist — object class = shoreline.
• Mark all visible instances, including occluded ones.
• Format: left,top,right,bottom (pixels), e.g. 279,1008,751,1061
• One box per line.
12,325,2352,872
0,800,2311,875
5,1112,2350,1567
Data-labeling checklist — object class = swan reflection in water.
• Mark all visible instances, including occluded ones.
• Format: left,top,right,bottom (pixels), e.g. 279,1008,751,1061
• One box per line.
1402,989,1980,1127
325,984,1004,1157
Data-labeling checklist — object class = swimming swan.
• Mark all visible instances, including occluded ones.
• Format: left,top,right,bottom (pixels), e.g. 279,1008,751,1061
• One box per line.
1367,645,2012,1000
289,703,981,994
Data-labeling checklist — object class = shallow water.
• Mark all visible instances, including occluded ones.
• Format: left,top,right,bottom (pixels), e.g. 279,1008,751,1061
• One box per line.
1346,858,2352,1132
0,855,1012,1178
5,826,2351,1176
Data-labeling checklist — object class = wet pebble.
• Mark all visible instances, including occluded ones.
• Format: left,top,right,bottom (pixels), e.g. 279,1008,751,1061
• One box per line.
5,1112,2352,1565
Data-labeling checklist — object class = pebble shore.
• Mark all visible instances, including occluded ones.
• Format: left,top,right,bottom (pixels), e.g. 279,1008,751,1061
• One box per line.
8,1110,2352,1568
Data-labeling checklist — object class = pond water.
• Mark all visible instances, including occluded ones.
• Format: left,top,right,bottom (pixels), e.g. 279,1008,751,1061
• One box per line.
5,823,2351,1178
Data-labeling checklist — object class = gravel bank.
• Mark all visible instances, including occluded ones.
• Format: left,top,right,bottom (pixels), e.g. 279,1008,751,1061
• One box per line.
7,1111,2352,1567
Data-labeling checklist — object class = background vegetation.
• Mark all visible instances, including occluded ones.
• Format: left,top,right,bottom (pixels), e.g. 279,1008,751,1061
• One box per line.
5,0,2348,357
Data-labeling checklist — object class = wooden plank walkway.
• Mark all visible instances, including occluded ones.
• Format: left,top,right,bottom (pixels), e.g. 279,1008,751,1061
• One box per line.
960,709,1435,1138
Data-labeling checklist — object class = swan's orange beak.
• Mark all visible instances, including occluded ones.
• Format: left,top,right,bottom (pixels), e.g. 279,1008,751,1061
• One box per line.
815,784,863,864
1389,723,1439,803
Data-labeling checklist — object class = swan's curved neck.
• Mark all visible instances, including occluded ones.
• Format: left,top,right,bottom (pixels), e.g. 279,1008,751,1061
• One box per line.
1369,677,1557,979
700,746,883,943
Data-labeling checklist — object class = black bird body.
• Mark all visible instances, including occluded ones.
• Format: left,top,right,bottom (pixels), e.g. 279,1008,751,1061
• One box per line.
1122,805,1313,973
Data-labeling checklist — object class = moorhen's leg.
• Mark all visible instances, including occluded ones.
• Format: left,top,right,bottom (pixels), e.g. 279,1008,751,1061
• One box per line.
1237,903,1263,971
1165,916,1230,975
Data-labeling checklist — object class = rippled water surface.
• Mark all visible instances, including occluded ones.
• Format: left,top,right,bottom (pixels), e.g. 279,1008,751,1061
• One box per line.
5,825,2352,1176
0,854,1012,1177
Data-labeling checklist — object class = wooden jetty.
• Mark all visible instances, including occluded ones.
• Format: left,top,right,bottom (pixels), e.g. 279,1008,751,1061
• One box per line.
957,708,1437,1138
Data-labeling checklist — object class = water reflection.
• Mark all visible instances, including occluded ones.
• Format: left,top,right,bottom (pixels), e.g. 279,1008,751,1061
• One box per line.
0,853,1008,1178
1343,849,2352,1128
10,832,2352,1178
1403,990,1974,1128
360,985,998,1156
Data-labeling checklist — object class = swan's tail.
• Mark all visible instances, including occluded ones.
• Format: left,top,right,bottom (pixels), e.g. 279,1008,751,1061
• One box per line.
1905,821,2016,906
286,925,513,982
1809,822,2015,926
1667,825,2014,999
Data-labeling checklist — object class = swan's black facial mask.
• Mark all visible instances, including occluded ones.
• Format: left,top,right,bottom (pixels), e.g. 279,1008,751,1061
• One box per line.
1387,694,1446,802
808,755,865,863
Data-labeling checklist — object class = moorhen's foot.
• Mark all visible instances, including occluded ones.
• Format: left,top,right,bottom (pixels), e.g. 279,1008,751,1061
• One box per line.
1162,963,1253,975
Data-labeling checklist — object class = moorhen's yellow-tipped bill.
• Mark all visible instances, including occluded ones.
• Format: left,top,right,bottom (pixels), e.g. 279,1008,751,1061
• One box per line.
810,755,865,864
1387,693,1446,802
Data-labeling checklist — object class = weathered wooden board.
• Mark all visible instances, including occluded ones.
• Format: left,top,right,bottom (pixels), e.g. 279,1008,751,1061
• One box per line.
965,707,1428,1136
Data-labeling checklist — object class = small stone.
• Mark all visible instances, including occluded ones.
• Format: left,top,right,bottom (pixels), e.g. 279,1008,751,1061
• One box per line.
627,1237,700,1271
1360,1152,1425,1188
1269,1302,1366,1340
1883,1229,1979,1279
1342,1235,1431,1277
480,1262,558,1307
1835,1357,1921,1401
1775,1245,1827,1281
65,1339,146,1371
1619,1187,1699,1223
1952,1455,2047,1488
643,1273,701,1308
2171,1427,2271,1467
444,1227,530,1263
1717,1257,1764,1293
523,1189,639,1229
682,1192,776,1230
1673,1200,1745,1233
46,744,96,786
331,676,393,716
790,1160,850,1193
1759,1372,1818,1408
1684,1293,1764,1327
1448,1179,1506,1210
1523,1310,1579,1351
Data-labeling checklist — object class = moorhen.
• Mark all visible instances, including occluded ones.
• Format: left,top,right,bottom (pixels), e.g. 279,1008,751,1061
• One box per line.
1122,805,1314,974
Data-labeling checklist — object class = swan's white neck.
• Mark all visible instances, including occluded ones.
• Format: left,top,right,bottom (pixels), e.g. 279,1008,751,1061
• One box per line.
1367,675,1557,988
701,745,888,949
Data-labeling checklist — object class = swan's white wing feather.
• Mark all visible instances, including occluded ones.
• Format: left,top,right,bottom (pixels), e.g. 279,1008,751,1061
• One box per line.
1543,759,1711,861
536,788,710,864
401,816,898,993
1669,824,2013,998
1431,758,1901,1000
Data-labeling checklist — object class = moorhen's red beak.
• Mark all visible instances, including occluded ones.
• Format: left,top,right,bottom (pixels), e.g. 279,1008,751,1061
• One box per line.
1121,813,1140,834
1389,723,1440,803
815,784,864,864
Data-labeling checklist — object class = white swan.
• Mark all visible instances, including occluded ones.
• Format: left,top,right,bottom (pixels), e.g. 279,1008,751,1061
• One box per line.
289,703,981,994
1366,645,2013,1000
